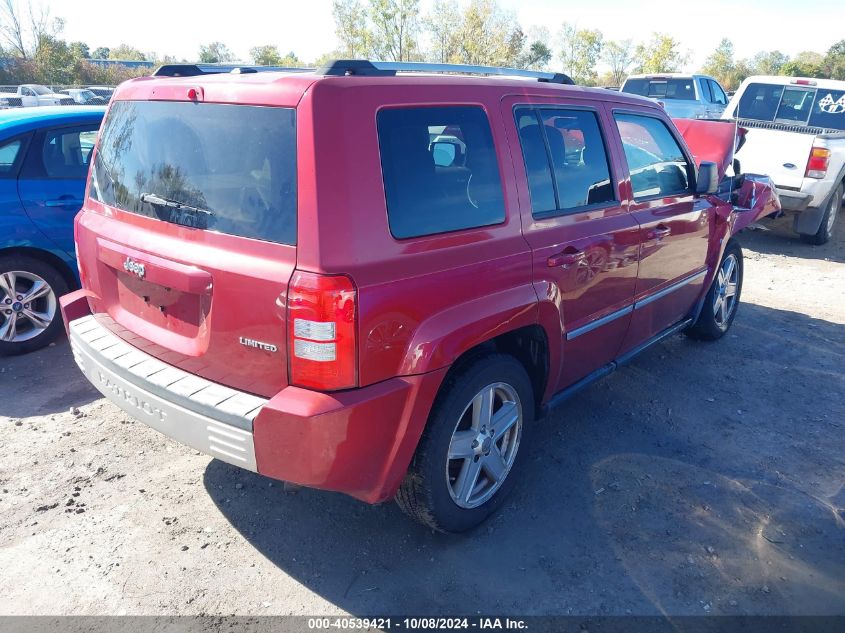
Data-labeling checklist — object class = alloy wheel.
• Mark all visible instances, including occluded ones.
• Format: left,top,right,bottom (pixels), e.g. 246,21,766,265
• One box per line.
0,270,57,343
446,382,523,509
713,254,739,329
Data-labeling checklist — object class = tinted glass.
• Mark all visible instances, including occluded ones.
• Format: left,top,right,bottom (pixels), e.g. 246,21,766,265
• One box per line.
809,90,845,130
43,128,96,179
615,113,691,199
90,101,297,245
699,79,713,103
514,109,556,214
775,87,815,123
539,109,614,211
709,80,728,105
736,82,784,121
623,78,696,100
377,106,505,239
0,139,22,173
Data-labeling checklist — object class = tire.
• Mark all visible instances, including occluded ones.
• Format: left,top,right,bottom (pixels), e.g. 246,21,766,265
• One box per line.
0,254,69,356
800,183,842,246
685,240,743,342
396,353,534,533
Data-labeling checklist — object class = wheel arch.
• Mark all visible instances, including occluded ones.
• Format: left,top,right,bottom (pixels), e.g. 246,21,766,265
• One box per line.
435,324,550,421
0,245,79,291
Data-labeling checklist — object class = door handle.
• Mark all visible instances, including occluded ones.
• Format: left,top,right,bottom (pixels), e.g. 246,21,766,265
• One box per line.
547,250,585,268
647,225,671,240
45,198,84,207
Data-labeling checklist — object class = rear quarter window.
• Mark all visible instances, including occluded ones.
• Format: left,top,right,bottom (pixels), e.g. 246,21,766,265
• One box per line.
376,106,506,239
809,90,845,130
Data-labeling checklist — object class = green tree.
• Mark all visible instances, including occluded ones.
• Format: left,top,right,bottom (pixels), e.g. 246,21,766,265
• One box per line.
278,51,304,67
453,0,522,66
522,40,552,70
369,0,420,61
332,0,371,58
109,43,147,61
602,39,634,86
780,51,824,78
749,50,788,75
250,44,282,66
68,40,88,59
634,33,688,74
198,41,234,64
91,46,109,59
424,0,461,63
701,38,734,85
824,39,845,80
33,34,75,83
558,22,603,84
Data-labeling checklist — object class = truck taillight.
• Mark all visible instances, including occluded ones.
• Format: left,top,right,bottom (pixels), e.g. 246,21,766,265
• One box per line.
287,270,357,391
806,147,830,179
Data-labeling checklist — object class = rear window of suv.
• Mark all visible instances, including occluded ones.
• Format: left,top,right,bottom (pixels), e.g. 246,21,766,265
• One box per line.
736,82,845,130
376,106,506,239
90,100,297,245
622,78,696,100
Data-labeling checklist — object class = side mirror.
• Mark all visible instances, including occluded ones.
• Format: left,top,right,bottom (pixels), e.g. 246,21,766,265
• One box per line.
695,161,719,195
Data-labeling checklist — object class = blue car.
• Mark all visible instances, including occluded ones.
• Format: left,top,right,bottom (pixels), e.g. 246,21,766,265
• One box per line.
0,106,105,355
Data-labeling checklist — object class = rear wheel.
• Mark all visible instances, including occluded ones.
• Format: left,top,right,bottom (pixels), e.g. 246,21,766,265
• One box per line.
685,240,743,341
0,255,68,356
800,183,842,246
396,354,534,533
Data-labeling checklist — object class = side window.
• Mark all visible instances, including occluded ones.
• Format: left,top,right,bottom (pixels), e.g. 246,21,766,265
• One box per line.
699,78,713,103
709,80,728,105
0,138,23,175
514,107,614,216
376,106,505,239
614,113,692,199
514,109,556,214
42,127,98,179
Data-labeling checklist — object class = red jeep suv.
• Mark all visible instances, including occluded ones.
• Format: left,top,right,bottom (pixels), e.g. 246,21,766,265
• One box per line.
62,60,779,532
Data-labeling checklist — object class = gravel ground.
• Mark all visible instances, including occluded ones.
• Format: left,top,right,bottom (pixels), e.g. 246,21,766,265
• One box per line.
0,216,843,617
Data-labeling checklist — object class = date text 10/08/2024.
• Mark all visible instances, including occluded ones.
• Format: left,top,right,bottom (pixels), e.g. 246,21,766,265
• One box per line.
307,618,528,630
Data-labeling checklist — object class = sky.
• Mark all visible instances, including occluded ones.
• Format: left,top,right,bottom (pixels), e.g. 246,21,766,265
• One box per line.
55,0,842,71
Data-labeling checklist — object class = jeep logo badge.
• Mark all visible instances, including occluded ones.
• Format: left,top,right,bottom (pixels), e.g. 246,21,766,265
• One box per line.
123,258,146,279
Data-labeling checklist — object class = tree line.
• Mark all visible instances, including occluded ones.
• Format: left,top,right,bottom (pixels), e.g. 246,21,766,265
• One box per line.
0,0,842,89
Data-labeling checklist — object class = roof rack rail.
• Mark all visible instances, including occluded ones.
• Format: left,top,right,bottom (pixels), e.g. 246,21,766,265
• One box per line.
316,59,575,85
152,63,314,77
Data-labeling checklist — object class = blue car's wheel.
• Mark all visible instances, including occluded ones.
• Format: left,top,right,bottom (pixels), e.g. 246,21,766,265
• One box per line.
0,254,68,355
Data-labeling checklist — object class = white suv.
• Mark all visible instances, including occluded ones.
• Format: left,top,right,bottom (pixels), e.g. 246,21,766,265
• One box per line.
723,75,845,244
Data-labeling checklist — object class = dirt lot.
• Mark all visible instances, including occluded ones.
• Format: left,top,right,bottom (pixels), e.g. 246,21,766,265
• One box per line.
1,217,843,617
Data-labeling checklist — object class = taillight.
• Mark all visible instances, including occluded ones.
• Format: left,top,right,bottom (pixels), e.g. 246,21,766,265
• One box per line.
287,270,357,391
806,147,830,179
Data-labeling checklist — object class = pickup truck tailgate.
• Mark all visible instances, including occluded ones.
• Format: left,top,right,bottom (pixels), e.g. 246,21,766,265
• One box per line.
737,126,815,189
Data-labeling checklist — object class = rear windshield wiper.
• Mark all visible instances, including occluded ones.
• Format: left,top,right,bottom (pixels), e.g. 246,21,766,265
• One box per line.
140,192,214,217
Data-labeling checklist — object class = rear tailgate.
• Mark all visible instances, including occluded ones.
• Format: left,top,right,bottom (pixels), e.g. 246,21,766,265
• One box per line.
734,124,815,189
75,210,294,398
77,87,303,398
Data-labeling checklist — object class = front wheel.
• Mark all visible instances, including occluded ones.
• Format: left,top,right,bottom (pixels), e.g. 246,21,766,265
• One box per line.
396,354,534,533
685,241,743,341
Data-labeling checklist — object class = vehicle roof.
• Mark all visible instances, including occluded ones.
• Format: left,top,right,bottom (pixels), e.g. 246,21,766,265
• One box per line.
114,71,657,109
625,73,712,80
0,106,106,136
737,75,845,90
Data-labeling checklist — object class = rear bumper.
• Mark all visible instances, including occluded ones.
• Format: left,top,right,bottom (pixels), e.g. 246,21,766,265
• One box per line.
775,188,813,212
61,290,445,504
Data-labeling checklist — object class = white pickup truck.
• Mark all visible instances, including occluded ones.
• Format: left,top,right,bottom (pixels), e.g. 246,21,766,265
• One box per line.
722,75,845,244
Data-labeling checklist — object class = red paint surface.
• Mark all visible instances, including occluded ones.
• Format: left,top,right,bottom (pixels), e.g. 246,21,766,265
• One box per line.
64,72,779,502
